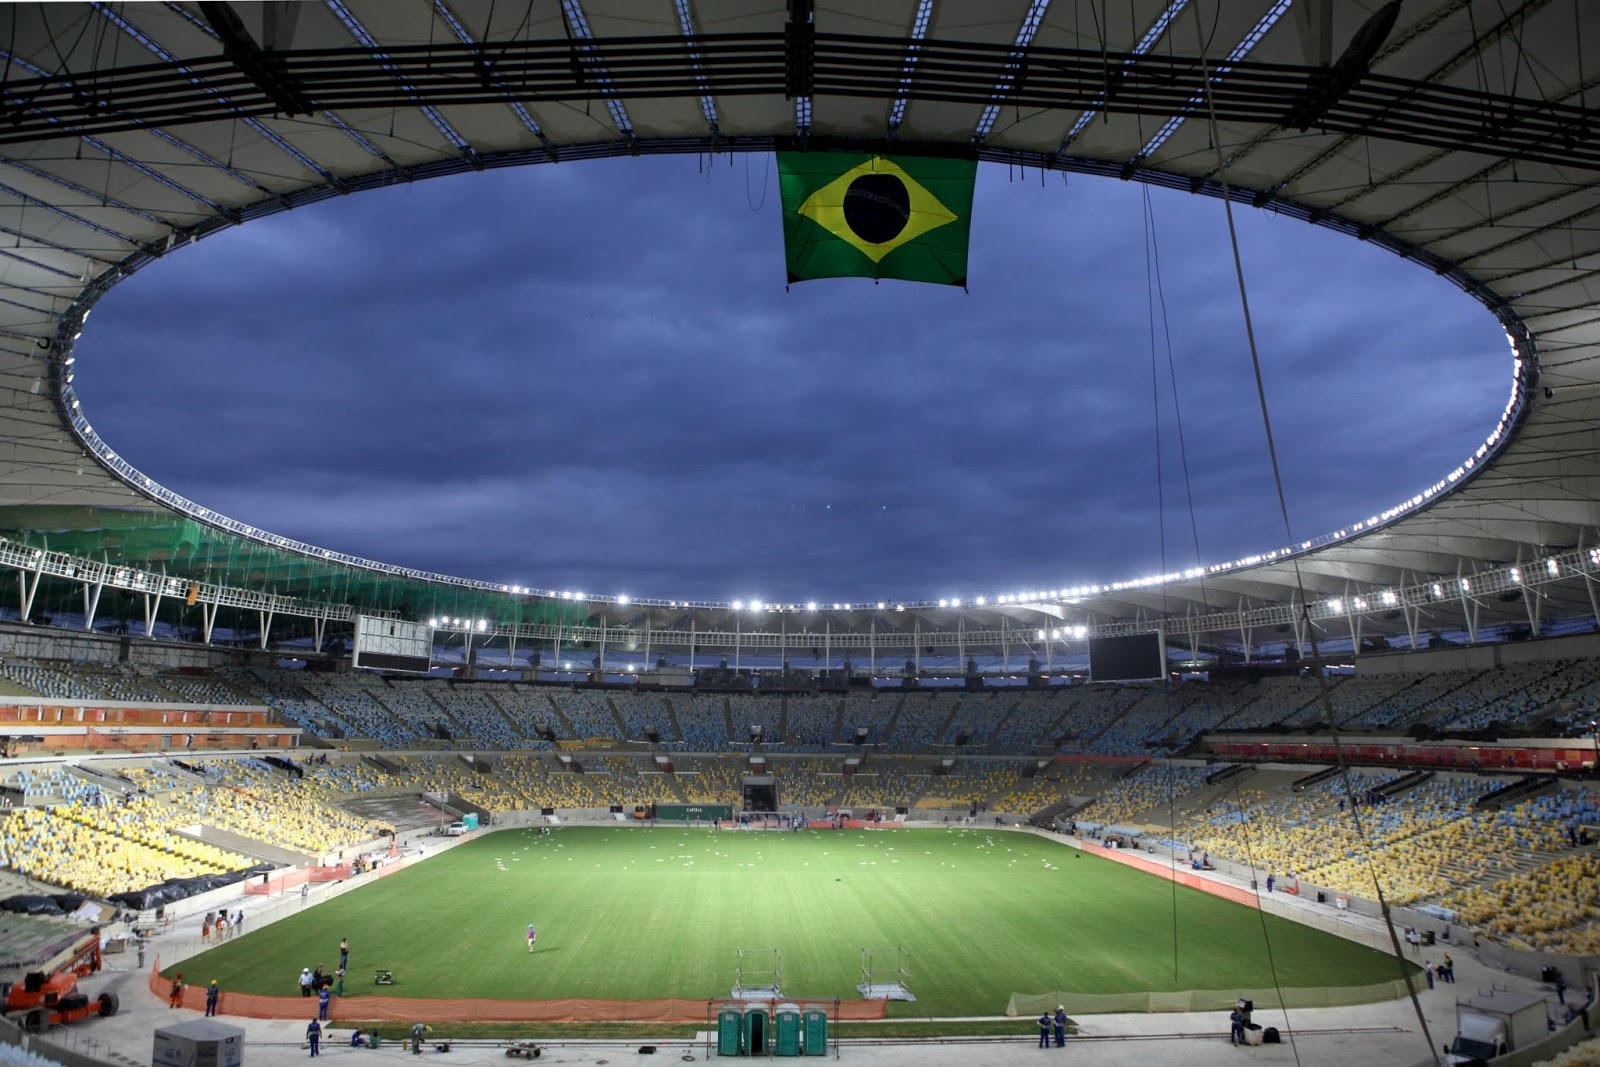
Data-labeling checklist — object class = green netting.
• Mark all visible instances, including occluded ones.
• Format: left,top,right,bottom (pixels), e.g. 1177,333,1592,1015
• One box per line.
1006,974,1426,1016
0,504,588,631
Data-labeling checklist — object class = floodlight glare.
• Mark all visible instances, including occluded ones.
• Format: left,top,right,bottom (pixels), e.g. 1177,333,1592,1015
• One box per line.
806,602,817,611
732,600,745,611
617,594,630,605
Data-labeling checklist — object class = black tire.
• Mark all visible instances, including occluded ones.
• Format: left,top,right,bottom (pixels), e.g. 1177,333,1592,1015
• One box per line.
22,1009,43,1031
97,992,119,1017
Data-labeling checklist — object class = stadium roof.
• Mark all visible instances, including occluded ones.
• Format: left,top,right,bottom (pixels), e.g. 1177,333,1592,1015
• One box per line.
0,0,1597,658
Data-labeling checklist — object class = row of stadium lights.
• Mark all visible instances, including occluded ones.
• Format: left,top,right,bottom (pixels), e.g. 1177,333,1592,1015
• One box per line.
440,550,1599,636
492,337,1530,611
58,319,1529,615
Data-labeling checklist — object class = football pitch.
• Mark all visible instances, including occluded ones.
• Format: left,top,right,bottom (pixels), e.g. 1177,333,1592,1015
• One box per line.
178,827,1408,1017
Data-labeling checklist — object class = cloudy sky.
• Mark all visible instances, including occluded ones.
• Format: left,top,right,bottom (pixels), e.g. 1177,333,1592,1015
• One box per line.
76,153,1509,605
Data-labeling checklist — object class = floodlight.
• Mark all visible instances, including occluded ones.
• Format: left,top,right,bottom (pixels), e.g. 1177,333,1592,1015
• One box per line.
1508,568,1521,584
806,602,817,611
975,596,986,605
1461,579,1471,592
617,594,630,605
1548,559,1559,576
733,600,745,611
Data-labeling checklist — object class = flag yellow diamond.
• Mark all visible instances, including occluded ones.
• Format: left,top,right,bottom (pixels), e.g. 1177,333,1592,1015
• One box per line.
796,156,959,263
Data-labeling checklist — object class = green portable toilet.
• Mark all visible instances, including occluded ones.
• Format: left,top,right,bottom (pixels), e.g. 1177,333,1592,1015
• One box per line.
802,1009,827,1055
717,1009,743,1056
774,1003,801,1056
743,1007,770,1055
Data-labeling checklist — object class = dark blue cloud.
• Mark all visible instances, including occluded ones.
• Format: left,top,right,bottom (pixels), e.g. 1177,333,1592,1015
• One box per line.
75,155,1509,603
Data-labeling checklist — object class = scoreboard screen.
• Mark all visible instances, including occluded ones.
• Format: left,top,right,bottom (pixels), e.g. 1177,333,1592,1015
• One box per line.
352,615,432,673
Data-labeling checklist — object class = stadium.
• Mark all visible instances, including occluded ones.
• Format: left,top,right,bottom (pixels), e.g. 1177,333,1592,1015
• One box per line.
0,1,1598,1065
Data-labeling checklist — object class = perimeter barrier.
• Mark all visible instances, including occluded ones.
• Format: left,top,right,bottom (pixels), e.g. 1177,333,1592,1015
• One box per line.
149,957,888,1023
1006,974,1427,1017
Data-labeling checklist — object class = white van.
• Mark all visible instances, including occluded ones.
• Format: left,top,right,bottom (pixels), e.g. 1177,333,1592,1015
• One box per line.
444,821,468,836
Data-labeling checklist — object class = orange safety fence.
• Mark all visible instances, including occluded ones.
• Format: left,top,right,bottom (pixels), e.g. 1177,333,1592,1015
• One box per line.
243,864,360,895
1083,842,1262,910
150,958,887,1023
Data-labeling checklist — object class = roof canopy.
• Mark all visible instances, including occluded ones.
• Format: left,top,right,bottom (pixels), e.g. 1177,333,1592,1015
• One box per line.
0,1,1597,655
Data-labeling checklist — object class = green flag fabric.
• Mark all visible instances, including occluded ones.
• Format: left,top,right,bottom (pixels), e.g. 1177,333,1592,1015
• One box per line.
778,152,977,286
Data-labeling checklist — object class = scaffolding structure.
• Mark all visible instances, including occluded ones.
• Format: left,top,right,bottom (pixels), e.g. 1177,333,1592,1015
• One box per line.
857,945,914,1001
732,947,782,1000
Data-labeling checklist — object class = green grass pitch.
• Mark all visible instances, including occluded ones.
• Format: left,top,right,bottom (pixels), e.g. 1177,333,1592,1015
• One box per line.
178,827,1408,1017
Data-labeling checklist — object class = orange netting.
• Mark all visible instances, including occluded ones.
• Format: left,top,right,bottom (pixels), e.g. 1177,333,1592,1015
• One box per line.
149,958,887,1022
1085,843,1262,909
243,865,355,895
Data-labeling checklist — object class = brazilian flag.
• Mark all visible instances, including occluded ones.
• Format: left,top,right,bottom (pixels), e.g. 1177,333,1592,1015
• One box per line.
778,152,977,286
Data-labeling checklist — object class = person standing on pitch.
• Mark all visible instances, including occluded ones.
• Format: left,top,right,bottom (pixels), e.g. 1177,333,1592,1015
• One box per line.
527,923,537,953
339,937,349,971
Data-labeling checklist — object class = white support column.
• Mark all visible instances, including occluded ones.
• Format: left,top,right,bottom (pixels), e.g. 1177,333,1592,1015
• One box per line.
18,552,45,622
554,621,563,669
1238,598,1252,664
1402,596,1420,650
957,615,965,670
1584,564,1600,634
1345,582,1361,655
598,621,606,673
735,615,741,672
200,598,218,645
868,616,876,677
913,617,921,674
1290,600,1306,659
313,611,326,654
687,618,694,673
142,590,164,637
82,578,103,632
823,620,830,671
1457,564,1478,644
507,624,518,668
257,605,274,651
1001,618,1008,674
